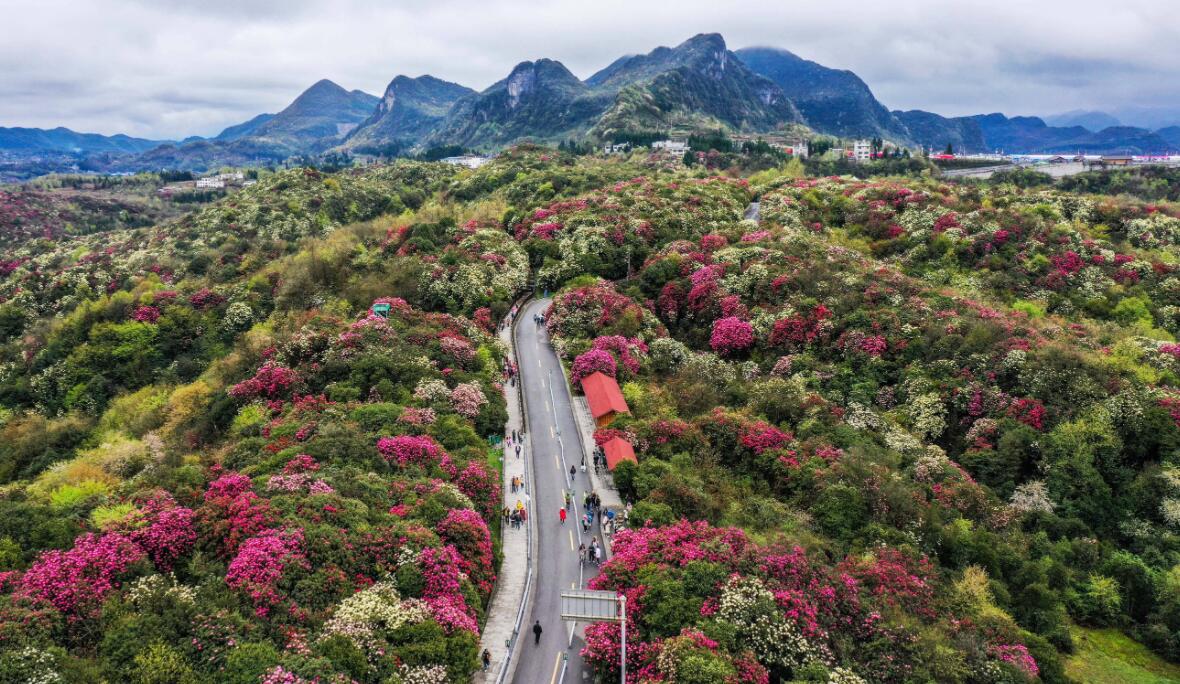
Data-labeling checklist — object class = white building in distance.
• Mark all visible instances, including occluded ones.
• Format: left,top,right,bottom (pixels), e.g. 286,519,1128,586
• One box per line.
652,138,689,154
441,154,490,169
852,140,873,163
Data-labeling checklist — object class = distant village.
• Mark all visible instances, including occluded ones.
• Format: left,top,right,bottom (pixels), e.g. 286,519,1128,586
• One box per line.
156,171,255,197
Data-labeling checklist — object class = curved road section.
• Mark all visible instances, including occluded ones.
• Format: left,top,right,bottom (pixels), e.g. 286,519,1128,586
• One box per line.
512,298,600,684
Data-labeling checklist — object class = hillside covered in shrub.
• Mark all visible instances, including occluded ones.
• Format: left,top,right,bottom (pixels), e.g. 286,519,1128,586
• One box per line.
1,146,1180,682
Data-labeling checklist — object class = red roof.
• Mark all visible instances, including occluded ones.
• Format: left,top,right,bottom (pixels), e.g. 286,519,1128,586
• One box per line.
581,372,629,420
602,437,637,470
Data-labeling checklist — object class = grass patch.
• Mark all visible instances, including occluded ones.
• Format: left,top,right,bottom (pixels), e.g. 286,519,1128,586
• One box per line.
1066,626,1180,683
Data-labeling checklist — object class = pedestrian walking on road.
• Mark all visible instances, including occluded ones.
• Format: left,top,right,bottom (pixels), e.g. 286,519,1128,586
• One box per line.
559,507,567,525
578,542,586,563
581,514,590,533
481,649,491,671
533,621,543,645
569,465,576,480
564,490,572,509
515,444,521,459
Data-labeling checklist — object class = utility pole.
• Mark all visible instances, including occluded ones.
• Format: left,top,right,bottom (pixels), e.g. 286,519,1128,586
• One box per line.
619,594,627,684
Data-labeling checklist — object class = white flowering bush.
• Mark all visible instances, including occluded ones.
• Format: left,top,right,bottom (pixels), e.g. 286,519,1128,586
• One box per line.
1009,480,1055,515
320,582,430,658
717,575,827,671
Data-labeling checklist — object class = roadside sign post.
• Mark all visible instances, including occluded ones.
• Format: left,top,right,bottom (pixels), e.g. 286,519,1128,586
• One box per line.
560,589,626,684
371,302,391,318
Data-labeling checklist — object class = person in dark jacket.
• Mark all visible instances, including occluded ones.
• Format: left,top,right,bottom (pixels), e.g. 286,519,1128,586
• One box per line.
533,620,543,644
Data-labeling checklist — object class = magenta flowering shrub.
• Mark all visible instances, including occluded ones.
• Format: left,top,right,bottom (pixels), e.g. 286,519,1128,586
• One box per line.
19,532,147,620
738,422,792,455
376,435,446,468
590,335,648,377
572,348,618,383
456,460,500,519
418,545,479,635
710,317,754,357
131,305,161,323
436,509,495,594
130,493,196,571
228,361,301,400
188,287,226,309
226,528,309,617
200,472,274,556
990,643,1039,678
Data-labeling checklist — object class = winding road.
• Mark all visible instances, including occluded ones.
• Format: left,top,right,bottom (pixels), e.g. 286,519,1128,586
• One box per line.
511,298,600,684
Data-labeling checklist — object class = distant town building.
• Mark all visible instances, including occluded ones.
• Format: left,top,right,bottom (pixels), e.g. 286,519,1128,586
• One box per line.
602,142,631,155
652,138,689,154
441,154,490,169
785,139,809,158
195,177,225,189
852,140,872,163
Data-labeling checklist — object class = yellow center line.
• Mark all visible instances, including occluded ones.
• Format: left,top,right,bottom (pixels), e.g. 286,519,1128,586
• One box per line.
549,650,562,684
569,529,574,550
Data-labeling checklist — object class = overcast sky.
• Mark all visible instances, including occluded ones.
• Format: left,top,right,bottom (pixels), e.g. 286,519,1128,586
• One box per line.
1,0,1178,139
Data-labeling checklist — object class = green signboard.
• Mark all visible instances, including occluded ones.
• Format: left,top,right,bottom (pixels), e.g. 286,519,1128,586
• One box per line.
371,303,391,318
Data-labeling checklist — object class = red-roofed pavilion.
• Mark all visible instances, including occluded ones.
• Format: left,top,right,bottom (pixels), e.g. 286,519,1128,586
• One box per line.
580,371,630,427
601,437,637,470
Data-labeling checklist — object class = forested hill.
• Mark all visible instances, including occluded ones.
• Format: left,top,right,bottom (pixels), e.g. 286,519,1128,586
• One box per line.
2,149,1180,682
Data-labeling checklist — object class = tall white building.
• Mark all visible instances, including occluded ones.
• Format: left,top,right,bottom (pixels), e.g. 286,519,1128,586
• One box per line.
852,140,872,163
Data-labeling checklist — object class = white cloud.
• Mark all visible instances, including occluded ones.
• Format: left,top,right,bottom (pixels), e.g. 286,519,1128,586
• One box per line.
0,0,1177,138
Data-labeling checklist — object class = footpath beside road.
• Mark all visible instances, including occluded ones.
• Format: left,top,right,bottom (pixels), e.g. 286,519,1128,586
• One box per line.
474,310,534,684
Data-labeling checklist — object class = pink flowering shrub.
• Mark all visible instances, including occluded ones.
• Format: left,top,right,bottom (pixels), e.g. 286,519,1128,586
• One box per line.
19,532,147,620
710,317,754,357
399,406,437,425
132,305,161,323
228,362,301,400
377,435,447,468
572,348,618,383
226,528,309,617
188,288,225,309
437,509,496,594
1007,397,1047,430
591,336,648,377
439,335,476,365
200,472,274,556
739,422,793,455
456,460,500,519
130,493,196,571
990,643,1039,678
770,304,831,347
449,382,487,418
418,545,479,634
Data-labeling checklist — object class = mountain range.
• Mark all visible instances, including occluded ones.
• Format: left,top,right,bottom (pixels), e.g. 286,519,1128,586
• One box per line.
4,33,1179,175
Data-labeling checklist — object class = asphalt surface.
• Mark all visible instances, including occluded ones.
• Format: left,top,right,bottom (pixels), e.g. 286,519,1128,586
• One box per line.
511,298,600,684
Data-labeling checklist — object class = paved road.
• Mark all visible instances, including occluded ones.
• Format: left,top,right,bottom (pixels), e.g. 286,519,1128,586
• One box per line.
511,298,600,684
